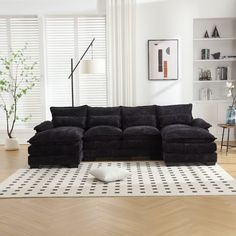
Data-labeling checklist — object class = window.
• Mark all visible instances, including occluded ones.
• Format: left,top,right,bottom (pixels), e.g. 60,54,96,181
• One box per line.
45,16,107,113
45,17,74,109
0,16,42,128
0,15,107,132
77,17,107,107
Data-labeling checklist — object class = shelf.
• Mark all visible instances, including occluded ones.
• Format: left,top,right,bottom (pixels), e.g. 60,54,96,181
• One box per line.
194,59,236,62
193,80,234,83
193,100,231,103
193,18,236,139
193,37,236,41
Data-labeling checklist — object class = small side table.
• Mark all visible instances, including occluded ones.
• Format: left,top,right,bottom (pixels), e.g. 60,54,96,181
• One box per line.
218,124,236,154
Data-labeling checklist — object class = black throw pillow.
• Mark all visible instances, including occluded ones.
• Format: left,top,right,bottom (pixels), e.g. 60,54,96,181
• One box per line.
52,116,86,128
122,105,157,128
34,121,53,133
192,118,211,129
50,105,87,128
157,104,193,128
124,115,156,128
88,115,121,128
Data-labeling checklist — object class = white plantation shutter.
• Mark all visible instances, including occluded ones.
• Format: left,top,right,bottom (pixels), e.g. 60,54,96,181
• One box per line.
0,16,42,129
10,17,42,127
0,18,8,129
0,18,8,57
45,17,74,108
45,16,107,111
78,17,107,106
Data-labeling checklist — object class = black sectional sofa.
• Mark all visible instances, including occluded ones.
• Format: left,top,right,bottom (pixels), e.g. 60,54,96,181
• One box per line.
28,104,217,168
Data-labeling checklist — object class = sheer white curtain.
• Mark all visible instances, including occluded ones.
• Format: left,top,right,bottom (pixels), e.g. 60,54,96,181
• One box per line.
106,0,136,106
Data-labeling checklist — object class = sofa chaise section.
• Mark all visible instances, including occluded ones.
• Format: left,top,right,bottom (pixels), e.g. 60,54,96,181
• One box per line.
157,104,217,165
28,106,88,168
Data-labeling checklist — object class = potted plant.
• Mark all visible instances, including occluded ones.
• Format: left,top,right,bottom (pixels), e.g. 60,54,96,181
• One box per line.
0,45,38,150
226,82,236,125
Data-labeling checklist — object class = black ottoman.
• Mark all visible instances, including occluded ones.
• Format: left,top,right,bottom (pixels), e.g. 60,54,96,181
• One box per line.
28,127,84,168
161,124,217,165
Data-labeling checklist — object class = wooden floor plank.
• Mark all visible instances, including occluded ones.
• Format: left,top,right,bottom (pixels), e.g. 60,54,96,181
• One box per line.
0,144,236,236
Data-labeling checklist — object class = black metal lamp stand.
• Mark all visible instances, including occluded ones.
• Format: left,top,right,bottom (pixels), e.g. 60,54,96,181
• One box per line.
68,37,95,107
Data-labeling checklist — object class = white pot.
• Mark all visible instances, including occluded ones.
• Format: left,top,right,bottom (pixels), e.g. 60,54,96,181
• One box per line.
5,137,19,151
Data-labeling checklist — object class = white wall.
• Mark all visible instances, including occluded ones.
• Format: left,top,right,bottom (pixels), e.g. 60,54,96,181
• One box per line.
0,0,106,15
136,0,236,105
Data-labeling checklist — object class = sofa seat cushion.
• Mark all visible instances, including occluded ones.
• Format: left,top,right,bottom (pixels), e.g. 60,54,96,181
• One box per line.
84,125,122,141
122,139,162,149
84,140,121,150
28,142,82,156
161,124,216,143
164,153,217,165
28,127,84,145
123,126,161,140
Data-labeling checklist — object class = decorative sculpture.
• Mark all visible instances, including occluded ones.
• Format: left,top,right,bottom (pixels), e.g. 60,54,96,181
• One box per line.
212,26,220,38
204,30,209,38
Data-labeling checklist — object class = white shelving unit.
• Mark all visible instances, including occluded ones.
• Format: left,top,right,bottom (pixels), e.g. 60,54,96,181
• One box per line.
194,38,236,41
194,59,236,62
193,80,234,84
193,18,236,139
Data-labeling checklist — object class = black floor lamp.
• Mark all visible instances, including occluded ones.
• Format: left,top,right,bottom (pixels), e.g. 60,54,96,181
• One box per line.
67,37,105,107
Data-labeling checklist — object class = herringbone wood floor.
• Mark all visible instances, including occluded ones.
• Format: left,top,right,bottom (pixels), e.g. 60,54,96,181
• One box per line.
0,145,236,236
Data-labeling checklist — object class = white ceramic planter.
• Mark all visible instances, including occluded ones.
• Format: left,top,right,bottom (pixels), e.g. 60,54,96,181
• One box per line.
5,137,19,151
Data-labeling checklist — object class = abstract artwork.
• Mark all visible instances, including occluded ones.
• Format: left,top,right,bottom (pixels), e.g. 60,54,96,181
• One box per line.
148,39,179,80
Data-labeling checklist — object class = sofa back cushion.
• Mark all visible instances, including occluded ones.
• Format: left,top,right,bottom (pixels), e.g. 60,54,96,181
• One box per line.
157,104,193,128
50,105,88,128
122,105,157,129
87,106,121,128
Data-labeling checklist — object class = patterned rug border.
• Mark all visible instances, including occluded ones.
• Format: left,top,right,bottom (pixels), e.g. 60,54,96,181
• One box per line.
0,161,236,198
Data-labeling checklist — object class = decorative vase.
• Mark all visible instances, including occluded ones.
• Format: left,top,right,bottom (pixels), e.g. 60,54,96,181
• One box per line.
211,52,221,59
5,137,19,151
226,106,236,125
201,49,210,60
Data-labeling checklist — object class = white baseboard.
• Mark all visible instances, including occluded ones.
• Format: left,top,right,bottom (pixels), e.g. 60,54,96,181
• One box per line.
0,129,35,145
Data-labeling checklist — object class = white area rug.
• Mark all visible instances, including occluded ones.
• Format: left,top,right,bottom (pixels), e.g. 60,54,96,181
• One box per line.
0,161,236,198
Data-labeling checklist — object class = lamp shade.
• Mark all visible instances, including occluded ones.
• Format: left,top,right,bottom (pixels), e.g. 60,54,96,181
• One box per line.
79,59,106,74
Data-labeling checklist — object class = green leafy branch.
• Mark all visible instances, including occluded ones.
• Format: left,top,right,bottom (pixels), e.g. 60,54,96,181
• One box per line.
0,45,38,138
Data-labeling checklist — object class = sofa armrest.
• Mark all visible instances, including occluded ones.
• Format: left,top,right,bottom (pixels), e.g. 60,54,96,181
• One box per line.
34,121,53,133
192,118,211,130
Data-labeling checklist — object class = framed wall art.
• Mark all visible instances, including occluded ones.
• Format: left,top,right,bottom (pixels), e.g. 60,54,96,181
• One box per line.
148,39,179,80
